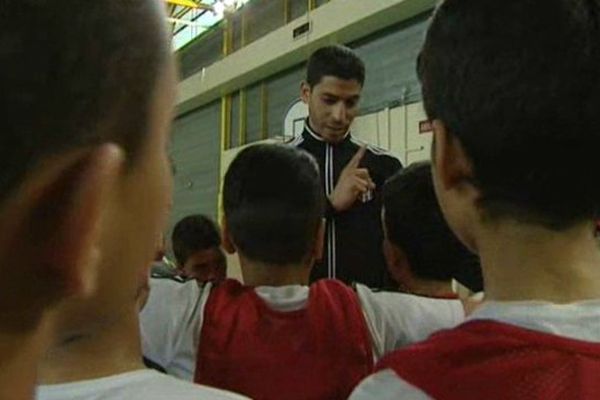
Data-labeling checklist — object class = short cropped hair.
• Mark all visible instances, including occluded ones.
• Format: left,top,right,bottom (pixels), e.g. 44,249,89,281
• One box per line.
383,162,480,283
172,215,222,267
0,0,168,203
419,0,600,229
306,45,365,87
223,144,324,265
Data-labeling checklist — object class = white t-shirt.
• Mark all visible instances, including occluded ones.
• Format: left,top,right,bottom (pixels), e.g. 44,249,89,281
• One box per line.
140,278,464,381
349,299,600,400
36,369,249,400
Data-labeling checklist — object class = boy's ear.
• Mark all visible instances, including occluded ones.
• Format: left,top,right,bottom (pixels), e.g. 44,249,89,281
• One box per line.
300,81,311,104
220,218,236,255
431,120,473,191
383,239,412,289
0,144,123,330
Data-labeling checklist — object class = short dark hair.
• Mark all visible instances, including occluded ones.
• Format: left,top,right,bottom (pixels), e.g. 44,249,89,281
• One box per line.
0,0,168,203
419,0,600,229
172,215,222,267
223,144,324,265
306,45,365,87
383,162,480,284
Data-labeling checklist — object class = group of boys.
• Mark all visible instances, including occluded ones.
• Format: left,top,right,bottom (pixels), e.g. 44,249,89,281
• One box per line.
140,146,466,399
2,0,600,399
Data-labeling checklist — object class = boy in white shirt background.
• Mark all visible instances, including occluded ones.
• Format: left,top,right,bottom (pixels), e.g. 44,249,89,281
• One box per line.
382,161,482,299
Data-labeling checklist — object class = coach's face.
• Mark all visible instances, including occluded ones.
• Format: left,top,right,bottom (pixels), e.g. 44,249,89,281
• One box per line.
301,76,362,143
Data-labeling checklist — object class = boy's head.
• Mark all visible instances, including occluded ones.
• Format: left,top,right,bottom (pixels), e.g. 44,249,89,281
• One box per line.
382,162,482,292
0,0,175,332
301,45,365,143
222,145,324,273
420,0,600,250
172,215,227,282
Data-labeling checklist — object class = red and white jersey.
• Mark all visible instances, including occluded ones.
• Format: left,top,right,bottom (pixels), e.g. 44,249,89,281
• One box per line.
350,300,600,400
140,278,464,383
195,279,372,400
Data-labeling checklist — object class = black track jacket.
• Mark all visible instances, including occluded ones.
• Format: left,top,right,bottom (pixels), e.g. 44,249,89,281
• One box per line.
289,120,402,288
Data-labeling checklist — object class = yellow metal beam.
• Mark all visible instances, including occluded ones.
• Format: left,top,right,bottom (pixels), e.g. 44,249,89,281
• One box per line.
166,0,199,8
284,0,291,23
220,95,232,151
165,0,212,9
238,89,247,146
220,17,233,150
217,94,231,228
222,17,233,56
260,82,268,139
240,11,247,48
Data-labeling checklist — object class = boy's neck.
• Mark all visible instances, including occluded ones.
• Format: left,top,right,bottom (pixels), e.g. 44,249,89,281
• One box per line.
477,220,600,303
240,255,311,287
0,317,53,400
38,308,145,385
406,279,456,299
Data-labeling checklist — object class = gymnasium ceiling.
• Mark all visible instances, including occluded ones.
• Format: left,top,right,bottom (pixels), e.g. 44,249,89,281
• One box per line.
165,0,250,50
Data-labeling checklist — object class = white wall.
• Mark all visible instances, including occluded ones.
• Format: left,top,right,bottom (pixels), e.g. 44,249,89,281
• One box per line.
352,101,432,165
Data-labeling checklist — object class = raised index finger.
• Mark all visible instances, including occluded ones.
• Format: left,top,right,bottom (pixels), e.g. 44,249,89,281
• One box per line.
348,145,367,169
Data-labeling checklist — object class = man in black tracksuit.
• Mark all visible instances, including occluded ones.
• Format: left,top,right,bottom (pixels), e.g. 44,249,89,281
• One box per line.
290,45,402,288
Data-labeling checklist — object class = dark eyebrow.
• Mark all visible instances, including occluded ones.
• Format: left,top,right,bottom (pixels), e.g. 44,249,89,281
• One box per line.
321,93,360,102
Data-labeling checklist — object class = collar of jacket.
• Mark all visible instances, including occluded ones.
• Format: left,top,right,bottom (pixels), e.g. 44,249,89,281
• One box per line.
303,118,351,145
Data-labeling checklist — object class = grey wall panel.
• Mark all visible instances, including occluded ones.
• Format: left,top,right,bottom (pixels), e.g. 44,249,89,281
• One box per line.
352,12,430,113
231,14,243,52
178,26,223,80
245,0,285,46
266,66,304,137
246,83,262,143
169,101,221,235
290,0,308,20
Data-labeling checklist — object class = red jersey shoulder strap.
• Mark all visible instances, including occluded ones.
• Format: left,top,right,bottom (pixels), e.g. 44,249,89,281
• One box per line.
377,320,600,400
196,278,373,400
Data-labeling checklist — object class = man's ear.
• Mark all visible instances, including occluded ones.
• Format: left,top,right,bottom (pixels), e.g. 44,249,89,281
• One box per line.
300,81,311,104
431,120,473,191
220,218,236,255
0,144,123,327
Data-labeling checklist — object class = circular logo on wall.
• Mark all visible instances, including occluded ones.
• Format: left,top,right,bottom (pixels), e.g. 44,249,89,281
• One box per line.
283,98,309,138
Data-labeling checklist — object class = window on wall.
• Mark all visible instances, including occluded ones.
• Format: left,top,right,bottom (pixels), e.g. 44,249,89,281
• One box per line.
171,0,328,54
170,0,252,51
243,0,286,46
170,1,220,51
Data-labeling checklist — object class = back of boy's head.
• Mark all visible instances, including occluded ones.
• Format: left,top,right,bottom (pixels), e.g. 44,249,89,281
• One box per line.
172,215,222,266
0,0,171,329
223,144,324,265
0,0,167,203
306,45,365,87
419,0,600,229
384,162,479,283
